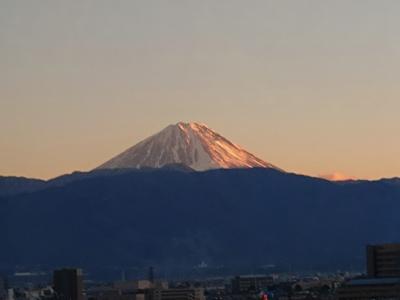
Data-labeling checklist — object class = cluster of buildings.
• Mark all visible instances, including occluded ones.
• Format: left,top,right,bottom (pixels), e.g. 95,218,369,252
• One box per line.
223,274,343,299
0,268,205,300
0,270,344,300
2,243,400,300
88,279,205,300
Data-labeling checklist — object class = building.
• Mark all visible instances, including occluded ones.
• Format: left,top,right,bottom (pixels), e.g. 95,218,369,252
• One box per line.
87,280,168,300
231,275,274,294
148,268,154,284
0,277,6,300
336,244,400,299
367,243,400,278
53,268,84,300
87,286,138,300
114,280,153,291
151,288,205,300
336,277,400,300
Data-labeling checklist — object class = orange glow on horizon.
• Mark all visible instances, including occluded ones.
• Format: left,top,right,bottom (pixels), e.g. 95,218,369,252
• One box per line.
320,172,356,182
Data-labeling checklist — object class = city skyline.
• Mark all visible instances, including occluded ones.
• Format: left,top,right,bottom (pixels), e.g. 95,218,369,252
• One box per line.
1,1,400,179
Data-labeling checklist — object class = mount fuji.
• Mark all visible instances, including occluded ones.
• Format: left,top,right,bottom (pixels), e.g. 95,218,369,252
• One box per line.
97,122,280,171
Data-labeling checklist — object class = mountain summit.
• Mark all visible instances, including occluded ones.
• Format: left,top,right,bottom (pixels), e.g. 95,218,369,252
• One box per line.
97,122,279,171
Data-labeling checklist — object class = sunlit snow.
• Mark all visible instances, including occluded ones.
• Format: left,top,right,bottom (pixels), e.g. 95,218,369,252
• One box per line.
97,122,280,171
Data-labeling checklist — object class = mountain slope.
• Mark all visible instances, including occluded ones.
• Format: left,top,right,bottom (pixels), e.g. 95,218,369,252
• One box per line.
2,168,400,275
97,122,279,171
0,176,45,197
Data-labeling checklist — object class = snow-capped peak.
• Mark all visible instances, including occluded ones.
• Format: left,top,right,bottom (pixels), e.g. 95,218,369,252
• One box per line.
96,122,280,171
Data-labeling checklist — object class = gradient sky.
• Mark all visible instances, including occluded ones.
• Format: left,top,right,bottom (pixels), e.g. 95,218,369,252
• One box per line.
1,0,400,180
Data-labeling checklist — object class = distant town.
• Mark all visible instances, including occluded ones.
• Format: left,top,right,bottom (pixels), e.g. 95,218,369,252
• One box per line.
1,243,400,300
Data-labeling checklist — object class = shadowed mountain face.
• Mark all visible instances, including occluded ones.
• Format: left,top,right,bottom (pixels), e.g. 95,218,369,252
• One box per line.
97,122,279,171
1,168,400,275
0,176,45,196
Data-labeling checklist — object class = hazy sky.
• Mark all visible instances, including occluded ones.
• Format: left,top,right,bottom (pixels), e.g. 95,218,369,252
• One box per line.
1,0,400,180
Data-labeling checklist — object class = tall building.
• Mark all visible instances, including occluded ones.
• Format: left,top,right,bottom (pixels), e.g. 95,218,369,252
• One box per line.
53,268,84,300
367,243,400,278
148,267,154,284
0,277,6,300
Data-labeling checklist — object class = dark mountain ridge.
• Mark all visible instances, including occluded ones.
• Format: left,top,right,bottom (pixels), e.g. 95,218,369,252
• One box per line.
1,168,400,276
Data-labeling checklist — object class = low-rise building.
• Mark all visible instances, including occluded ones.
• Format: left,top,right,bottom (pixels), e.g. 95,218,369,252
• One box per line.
231,275,274,294
151,288,205,300
336,277,400,300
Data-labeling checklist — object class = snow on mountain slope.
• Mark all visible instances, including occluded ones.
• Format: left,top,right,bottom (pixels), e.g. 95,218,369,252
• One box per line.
96,122,280,171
